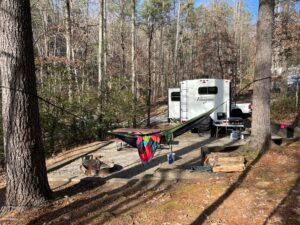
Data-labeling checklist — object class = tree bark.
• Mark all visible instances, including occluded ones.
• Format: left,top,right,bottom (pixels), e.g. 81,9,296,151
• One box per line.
174,0,181,85
160,24,165,97
159,0,165,97
98,0,104,94
131,0,137,127
216,30,225,79
120,0,126,79
65,0,73,101
147,21,154,127
239,0,244,90
0,0,52,208
103,0,107,84
250,0,274,151
82,0,90,92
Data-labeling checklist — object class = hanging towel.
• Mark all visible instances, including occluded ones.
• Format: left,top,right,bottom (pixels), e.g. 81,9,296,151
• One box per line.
136,134,161,163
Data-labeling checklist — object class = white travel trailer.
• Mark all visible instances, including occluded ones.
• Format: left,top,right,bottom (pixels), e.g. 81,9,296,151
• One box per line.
180,79,231,122
168,79,251,124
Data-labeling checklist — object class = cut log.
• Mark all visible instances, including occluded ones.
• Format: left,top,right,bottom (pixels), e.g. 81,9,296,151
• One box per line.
212,163,245,173
215,156,245,164
207,155,245,166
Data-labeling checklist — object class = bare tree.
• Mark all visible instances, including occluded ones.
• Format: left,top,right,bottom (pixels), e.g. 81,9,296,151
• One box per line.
250,0,275,151
65,0,73,101
0,0,52,209
98,0,105,93
131,0,137,127
174,0,181,85
146,18,155,127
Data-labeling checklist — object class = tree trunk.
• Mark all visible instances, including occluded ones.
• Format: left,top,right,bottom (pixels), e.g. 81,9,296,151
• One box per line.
0,0,52,208
216,34,225,79
250,0,274,151
153,33,157,102
237,0,244,90
160,24,165,97
174,0,181,85
42,8,49,58
65,0,72,101
103,0,107,85
159,0,165,97
120,0,126,80
82,0,90,93
98,0,104,94
296,77,299,110
147,22,154,127
131,0,137,127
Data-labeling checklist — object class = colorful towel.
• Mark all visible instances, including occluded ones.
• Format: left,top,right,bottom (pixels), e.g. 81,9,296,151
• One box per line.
136,134,161,163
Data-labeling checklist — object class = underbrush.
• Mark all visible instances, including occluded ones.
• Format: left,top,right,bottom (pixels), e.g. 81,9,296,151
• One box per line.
271,95,298,121
0,77,143,161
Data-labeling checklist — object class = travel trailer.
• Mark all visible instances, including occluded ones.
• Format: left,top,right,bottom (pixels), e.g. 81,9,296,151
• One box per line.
168,79,251,127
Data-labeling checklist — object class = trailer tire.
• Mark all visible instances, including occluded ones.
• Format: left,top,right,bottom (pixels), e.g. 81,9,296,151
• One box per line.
210,125,216,137
196,117,213,137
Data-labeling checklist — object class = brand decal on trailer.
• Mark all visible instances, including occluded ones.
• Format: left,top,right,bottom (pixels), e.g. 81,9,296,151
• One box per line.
197,97,215,101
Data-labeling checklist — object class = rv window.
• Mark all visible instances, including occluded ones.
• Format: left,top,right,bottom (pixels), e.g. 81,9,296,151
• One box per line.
171,92,180,101
198,86,218,95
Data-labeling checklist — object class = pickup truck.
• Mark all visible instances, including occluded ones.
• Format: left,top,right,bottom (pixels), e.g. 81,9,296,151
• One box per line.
231,103,252,118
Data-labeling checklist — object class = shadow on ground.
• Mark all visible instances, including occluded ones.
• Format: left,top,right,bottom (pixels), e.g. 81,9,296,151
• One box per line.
263,150,300,225
189,140,300,225
189,142,268,225
27,137,216,224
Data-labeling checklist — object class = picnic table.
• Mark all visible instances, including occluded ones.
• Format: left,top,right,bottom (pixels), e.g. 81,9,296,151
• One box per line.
214,124,244,138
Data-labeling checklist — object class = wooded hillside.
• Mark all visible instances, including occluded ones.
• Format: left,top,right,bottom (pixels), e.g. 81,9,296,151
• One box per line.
0,0,299,160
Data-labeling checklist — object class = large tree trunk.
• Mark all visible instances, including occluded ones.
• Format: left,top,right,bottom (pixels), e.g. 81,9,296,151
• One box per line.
0,0,52,208
250,0,274,151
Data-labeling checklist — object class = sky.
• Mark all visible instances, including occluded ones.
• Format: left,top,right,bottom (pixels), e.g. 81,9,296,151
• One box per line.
194,0,259,22
194,0,300,23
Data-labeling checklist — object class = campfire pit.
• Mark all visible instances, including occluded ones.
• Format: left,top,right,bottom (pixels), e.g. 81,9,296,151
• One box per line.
80,155,116,177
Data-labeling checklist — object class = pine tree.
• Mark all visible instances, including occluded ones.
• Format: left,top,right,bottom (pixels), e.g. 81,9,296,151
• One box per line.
0,0,52,209
250,0,275,151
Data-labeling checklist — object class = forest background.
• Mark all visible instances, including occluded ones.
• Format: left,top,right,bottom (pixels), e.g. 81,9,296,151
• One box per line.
0,0,299,161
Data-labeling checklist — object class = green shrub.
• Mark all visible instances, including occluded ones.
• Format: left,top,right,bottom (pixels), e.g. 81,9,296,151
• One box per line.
0,68,143,160
37,75,142,158
271,95,298,119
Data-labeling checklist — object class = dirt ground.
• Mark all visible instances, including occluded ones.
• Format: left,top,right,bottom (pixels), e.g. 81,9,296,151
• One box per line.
0,139,299,225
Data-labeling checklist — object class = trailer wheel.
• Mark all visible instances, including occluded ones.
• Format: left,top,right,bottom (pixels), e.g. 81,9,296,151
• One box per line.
196,117,213,138
210,125,216,137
